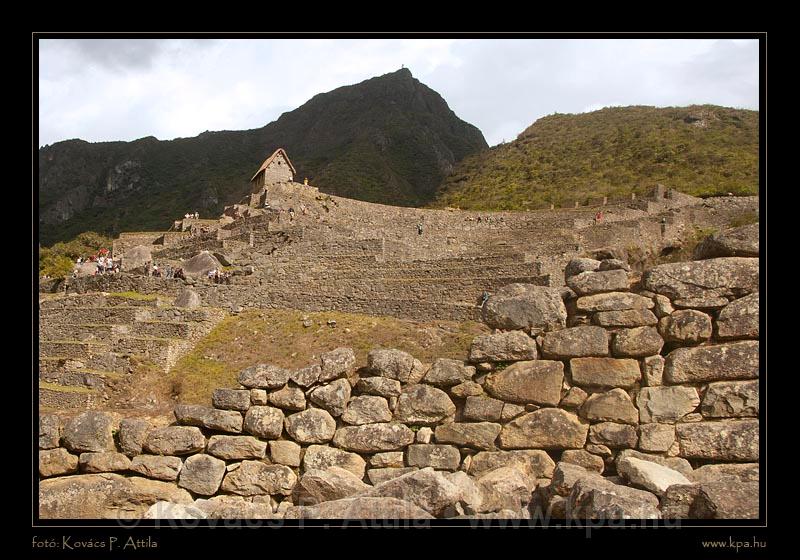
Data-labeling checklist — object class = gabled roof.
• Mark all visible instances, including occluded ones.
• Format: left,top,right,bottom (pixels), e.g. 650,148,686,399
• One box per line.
250,148,296,182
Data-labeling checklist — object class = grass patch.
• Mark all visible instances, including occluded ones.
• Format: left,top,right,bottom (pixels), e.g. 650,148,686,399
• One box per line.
38,381,95,394
169,308,489,405
728,210,759,228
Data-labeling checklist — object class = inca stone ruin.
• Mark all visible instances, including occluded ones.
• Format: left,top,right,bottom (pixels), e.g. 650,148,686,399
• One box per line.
38,149,761,521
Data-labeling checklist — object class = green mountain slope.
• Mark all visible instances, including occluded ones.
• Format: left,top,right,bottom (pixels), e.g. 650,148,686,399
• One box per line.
432,105,759,211
38,69,487,245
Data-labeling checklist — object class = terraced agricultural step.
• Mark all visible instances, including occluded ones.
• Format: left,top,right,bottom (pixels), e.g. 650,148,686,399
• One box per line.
38,353,133,375
39,368,125,392
39,382,102,410
40,306,145,325
39,324,115,343
39,341,112,360
39,294,160,309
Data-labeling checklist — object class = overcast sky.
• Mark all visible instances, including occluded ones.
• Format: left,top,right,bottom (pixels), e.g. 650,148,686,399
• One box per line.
38,38,759,148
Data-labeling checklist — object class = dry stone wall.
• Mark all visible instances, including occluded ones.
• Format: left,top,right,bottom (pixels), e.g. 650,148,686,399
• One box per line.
39,252,760,520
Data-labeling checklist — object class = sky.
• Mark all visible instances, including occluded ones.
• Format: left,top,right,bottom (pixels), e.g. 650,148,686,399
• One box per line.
38,38,760,148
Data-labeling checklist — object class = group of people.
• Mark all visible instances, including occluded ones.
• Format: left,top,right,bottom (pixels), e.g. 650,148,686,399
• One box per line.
145,262,185,279
207,269,231,284
184,212,200,219
75,250,120,276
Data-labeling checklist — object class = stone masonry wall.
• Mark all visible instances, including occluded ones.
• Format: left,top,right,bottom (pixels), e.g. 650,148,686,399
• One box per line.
39,251,760,520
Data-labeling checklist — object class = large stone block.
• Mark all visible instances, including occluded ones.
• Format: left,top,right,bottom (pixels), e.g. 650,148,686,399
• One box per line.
118,418,152,457
576,292,654,313
716,293,759,340
484,360,564,406
617,456,691,497
237,364,291,389
593,309,658,328
62,411,116,453
309,378,351,417
206,435,268,460
220,461,297,496
342,395,392,425
637,386,700,423
423,358,476,387
367,348,427,384
434,422,502,450
302,445,367,478
468,450,555,479
284,497,433,520
468,331,538,362
178,454,226,496
611,326,663,358
567,269,630,296
406,444,461,471
361,468,461,516
39,414,61,450
144,426,205,456
211,388,251,412
482,284,567,334
580,388,638,424
658,310,712,344
675,419,759,461
642,257,759,305
701,380,759,418
78,452,131,474
355,376,402,398
541,326,609,359
463,395,505,422
129,455,183,481
284,408,336,444
40,448,79,477
333,423,415,453
499,409,588,450
243,406,285,440
663,341,759,384
294,467,370,505
394,384,456,425
319,347,356,382
588,422,638,449
693,224,759,259
268,385,306,411
570,357,641,389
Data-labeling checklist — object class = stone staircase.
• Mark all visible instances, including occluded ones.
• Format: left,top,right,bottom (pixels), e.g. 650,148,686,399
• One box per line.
38,294,224,411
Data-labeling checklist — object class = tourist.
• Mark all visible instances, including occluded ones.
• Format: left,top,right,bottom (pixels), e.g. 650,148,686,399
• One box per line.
194,212,199,219
417,223,423,235
289,208,295,221
480,291,490,308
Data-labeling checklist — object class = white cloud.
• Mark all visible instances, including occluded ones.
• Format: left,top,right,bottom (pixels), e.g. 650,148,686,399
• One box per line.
37,38,759,148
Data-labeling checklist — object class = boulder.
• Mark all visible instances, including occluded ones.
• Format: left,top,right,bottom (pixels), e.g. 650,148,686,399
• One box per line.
617,456,691,496
361,467,461,516
664,341,759,383
611,326,663,358
206,435,267,460
406,444,461,471
675,419,759,461
576,292,654,313
637,386,700,423
319,347,357,382
642,257,759,305
653,294,674,318
588,422,638,449
560,387,588,409
284,408,336,444
550,462,603,497
658,310,712,344
195,496,278,519
285,497,433,520
62,411,116,453
355,376,402,398
593,308,658,328
477,466,536,511
143,426,205,456
482,284,567,334
302,445,367,478
450,381,484,398
661,484,702,519
118,418,152,457
39,474,193,519
145,501,208,519
342,395,392,425
716,293,759,340
78,452,131,473
243,406,285,440
499,409,588,450
39,414,61,450
394,384,456,425
567,270,630,296
569,357,641,389
268,385,307,411
39,448,79,477
309,379,351,417
368,467,418,485
541,326,609,359
174,288,201,309
615,450,693,478
579,388,639,424
294,466,371,506
468,331,538,362
424,358,476,387
122,245,152,271
434,422,502,451
178,454,226,496
484,360,564,406
642,355,665,387
181,251,222,278
367,349,427,384
129,455,183,481
220,461,297,496
599,258,630,272
238,364,291,389
212,388,251,412
701,380,759,418
567,477,660,519
692,223,759,259
370,452,405,468
269,440,302,467
333,423,415,453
